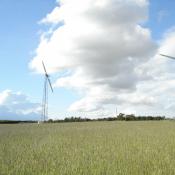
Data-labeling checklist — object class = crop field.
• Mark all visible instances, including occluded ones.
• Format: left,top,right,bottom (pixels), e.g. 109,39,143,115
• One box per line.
1,121,175,175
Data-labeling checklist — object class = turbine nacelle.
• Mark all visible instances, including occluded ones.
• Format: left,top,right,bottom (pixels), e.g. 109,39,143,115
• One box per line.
42,61,53,93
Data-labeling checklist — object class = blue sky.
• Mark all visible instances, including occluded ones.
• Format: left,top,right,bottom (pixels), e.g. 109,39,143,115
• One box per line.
0,0,175,120
146,0,175,40
0,0,55,93
0,1,77,118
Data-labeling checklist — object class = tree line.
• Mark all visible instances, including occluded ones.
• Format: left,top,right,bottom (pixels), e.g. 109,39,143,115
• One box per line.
0,114,166,124
116,113,165,121
47,114,165,123
0,120,37,124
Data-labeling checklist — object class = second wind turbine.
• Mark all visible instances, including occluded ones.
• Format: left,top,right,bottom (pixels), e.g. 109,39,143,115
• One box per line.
42,61,53,122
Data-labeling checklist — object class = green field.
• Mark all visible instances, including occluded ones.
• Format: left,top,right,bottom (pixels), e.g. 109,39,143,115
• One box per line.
1,121,175,175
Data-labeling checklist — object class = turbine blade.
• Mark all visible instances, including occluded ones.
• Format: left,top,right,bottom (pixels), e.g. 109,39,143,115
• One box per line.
47,77,54,92
42,61,48,76
160,54,175,60
42,61,53,92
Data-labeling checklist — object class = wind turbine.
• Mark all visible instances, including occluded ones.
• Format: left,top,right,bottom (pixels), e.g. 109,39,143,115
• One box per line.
116,106,118,117
42,61,53,122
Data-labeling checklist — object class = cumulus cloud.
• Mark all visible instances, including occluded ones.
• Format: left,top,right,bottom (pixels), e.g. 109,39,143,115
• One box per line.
30,0,157,114
0,90,41,120
117,28,175,117
30,0,175,117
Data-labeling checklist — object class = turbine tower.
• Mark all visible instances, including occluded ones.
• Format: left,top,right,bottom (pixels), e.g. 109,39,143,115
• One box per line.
116,106,118,117
42,61,53,122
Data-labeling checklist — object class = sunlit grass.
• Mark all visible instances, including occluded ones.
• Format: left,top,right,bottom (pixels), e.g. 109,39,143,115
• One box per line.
0,121,175,174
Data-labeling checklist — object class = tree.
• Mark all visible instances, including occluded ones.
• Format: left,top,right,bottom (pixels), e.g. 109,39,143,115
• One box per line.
117,113,125,120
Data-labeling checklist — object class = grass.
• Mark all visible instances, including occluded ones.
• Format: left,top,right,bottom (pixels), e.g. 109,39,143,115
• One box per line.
0,121,175,175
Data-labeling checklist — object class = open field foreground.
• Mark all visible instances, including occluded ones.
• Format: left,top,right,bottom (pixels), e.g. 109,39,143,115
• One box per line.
1,121,175,175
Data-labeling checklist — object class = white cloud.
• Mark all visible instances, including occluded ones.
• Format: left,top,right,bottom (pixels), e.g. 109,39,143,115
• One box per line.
116,29,175,117
157,10,168,23
0,90,41,120
30,0,175,118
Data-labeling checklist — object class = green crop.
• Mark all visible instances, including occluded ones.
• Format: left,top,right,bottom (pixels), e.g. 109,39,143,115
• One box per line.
0,121,175,175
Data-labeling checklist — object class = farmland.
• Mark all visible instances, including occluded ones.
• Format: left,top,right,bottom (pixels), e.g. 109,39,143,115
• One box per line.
0,121,175,175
